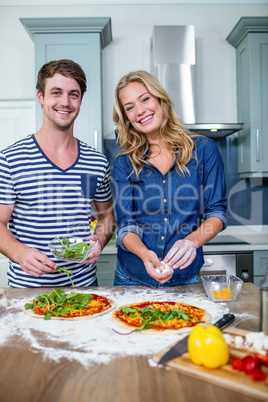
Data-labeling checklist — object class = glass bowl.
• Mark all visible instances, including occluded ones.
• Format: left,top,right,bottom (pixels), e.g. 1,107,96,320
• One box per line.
201,275,243,302
48,236,98,263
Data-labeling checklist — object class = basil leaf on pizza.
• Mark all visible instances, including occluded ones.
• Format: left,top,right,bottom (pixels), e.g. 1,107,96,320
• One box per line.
24,289,115,320
112,301,211,335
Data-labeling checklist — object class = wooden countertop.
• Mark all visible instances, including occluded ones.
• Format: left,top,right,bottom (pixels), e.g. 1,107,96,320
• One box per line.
0,283,264,402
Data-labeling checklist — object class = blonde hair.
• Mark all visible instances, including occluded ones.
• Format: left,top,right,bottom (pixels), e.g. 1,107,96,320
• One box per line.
113,70,196,178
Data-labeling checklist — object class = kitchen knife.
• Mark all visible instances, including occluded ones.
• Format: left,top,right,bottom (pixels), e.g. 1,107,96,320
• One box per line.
157,313,235,366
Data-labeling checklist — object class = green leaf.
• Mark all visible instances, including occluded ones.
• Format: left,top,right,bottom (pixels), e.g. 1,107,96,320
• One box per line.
44,313,52,320
56,266,74,287
135,319,154,331
48,288,66,304
70,242,89,251
35,294,50,308
120,306,138,314
24,303,34,310
62,238,70,246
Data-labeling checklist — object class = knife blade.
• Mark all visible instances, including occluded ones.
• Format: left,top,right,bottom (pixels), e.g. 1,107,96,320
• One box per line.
157,313,235,366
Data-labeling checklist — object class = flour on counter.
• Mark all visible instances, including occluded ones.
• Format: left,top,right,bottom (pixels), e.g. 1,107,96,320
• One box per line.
0,287,235,369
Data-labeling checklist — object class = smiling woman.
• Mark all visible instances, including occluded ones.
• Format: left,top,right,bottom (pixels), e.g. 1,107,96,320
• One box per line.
112,70,227,288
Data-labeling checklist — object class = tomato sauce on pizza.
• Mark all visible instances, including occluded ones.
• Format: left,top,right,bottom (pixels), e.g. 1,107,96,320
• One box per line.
112,301,211,333
24,289,115,320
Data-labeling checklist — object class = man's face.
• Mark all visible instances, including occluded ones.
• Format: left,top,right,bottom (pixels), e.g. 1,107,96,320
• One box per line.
37,73,82,131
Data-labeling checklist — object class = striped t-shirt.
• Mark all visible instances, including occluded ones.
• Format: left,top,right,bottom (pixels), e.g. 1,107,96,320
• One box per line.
0,134,112,288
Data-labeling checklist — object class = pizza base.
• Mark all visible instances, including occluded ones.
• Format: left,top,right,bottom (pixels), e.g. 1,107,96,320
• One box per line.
112,302,211,335
24,298,116,320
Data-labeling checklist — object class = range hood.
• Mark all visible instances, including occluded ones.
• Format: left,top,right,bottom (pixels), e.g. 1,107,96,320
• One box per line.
151,26,243,139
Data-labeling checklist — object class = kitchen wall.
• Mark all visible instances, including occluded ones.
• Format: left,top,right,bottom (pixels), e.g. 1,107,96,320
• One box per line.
1,2,268,135
0,1,268,227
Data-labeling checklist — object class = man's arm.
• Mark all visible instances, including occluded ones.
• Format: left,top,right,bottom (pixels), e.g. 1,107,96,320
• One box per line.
0,204,57,277
85,198,116,264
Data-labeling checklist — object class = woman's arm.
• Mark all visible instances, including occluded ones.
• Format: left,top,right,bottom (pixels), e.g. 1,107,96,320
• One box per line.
185,216,223,249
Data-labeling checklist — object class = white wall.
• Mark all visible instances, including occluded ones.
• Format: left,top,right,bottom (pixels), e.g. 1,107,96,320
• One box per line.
0,2,267,139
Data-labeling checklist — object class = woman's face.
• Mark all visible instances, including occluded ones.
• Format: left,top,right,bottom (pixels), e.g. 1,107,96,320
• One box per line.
120,82,163,138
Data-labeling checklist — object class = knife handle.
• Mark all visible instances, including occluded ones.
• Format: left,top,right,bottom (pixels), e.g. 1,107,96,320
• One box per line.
213,314,235,330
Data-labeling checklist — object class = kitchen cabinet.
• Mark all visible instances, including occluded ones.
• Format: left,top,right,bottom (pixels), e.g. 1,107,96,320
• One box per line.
20,17,112,153
227,17,268,178
253,250,268,286
0,257,8,288
96,254,117,286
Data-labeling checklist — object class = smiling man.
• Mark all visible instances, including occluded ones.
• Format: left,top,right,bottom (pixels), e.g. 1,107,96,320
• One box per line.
0,59,116,288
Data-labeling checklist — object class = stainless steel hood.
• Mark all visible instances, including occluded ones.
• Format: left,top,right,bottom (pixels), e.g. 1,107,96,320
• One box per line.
151,26,243,138
186,123,244,139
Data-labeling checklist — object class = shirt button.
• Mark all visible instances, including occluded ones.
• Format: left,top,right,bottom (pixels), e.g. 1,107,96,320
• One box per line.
161,236,164,240
163,180,166,184
164,199,167,203
164,218,168,222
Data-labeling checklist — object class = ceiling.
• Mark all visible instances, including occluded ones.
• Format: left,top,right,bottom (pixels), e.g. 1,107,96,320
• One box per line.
0,0,265,6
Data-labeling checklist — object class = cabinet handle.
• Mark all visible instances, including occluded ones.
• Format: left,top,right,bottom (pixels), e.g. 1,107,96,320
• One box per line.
256,129,260,162
94,130,98,150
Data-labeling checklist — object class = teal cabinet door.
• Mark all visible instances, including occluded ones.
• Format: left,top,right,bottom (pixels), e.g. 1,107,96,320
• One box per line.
236,33,268,177
253,250,268,286
96,254,117,286
35,33,103,152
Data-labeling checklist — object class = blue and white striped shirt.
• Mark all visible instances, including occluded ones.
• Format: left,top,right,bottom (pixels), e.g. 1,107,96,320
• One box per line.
0,134,112,288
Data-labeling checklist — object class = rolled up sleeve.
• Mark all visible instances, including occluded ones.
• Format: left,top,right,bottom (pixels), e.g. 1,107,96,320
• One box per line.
202,139,228,230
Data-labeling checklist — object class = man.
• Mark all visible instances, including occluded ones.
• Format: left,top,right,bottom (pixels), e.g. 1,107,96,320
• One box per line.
0,59,116,287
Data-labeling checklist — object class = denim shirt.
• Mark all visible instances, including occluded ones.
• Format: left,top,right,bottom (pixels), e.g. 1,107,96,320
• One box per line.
112,136,227,287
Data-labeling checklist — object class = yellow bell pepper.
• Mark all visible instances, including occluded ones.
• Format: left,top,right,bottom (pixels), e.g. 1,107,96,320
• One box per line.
188,325,229,369
90,219,97,231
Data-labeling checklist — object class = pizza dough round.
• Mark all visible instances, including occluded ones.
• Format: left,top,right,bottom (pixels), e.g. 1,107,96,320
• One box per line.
112,301,211,335
24,296,116,320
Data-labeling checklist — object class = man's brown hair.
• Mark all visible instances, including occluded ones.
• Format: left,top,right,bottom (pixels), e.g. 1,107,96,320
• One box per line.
36,59,87,98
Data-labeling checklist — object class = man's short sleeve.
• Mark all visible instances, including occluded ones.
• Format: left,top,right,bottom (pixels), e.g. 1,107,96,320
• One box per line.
0,153,16,205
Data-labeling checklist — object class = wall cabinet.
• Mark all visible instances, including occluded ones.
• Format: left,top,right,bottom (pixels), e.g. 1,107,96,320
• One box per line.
20,18,112,153
227,17,268,178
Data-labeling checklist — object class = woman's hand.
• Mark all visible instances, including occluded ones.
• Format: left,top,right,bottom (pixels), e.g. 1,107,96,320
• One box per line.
143,250,174,284
164,239,197,270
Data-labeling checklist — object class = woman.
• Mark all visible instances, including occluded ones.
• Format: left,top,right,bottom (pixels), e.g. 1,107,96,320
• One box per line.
112,70,227,288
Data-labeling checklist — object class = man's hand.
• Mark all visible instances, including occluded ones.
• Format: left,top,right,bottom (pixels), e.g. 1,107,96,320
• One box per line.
83,234,102,264
18,247,57,277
